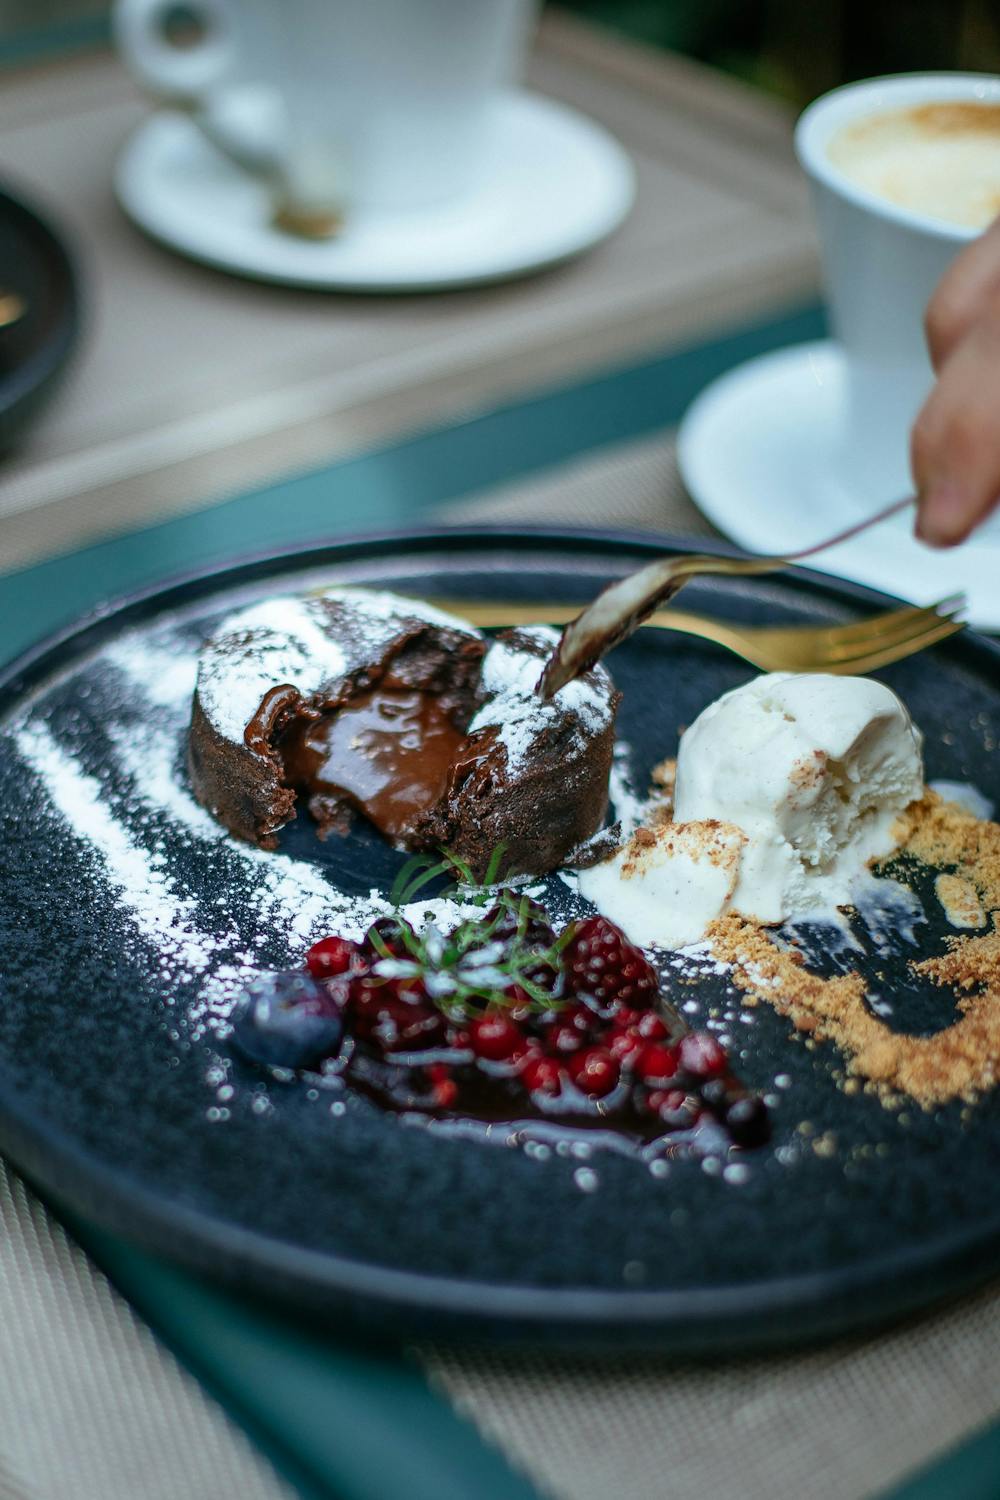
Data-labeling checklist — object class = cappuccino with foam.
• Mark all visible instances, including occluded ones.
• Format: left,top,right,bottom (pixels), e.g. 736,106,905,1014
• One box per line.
827,101,1000,229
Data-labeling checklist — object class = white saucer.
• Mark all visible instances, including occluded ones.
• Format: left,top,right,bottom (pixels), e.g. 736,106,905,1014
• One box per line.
115,91,635,293
677,339,1000,631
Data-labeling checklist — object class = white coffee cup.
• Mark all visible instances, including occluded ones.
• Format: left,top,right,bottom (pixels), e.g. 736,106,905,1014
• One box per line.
795,72,1000,524
113,0,538,229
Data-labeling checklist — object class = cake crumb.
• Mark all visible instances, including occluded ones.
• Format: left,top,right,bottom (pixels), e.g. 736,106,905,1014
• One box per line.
934,873,987,929
706,791,1000,1109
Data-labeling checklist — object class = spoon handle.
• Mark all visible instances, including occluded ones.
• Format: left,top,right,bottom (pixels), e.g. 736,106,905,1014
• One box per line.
538,496,916,697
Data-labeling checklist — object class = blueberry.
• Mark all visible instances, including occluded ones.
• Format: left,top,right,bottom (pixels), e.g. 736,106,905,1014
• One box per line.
230,971,344,1070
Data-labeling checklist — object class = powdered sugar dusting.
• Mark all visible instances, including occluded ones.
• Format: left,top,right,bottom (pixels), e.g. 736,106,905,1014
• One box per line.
328,587,473,633
106,637,197,708
12,647,519,1048
15,720,250,983
468,625,613,773
196,596,349,744
195,587,477,746
608,739,652,836
106,717,382,952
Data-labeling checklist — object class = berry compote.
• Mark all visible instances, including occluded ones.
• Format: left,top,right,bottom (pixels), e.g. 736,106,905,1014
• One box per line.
232,897,770,1151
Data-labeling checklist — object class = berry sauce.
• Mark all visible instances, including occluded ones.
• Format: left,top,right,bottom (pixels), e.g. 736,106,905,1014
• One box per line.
230,900,770,1152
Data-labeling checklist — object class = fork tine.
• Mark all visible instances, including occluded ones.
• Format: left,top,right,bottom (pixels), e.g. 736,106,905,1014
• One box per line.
810,616,965,674
805,596,966,664
787,593,965,648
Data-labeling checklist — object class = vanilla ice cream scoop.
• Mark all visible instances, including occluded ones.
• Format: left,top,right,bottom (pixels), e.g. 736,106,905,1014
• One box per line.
578,672,924,949
673,672,923,923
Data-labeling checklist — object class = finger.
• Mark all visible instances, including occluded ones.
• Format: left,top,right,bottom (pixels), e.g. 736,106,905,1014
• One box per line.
912,296,1000,546
924,213,1000,370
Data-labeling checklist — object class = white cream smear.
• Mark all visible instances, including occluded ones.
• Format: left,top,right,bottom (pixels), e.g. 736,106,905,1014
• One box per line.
579,820,745,949
579,673,925,948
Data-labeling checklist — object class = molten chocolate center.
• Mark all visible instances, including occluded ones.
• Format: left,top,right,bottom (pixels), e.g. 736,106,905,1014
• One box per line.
280,687,467,839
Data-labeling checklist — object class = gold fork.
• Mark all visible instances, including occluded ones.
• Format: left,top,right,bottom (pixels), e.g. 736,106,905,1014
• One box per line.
427,596,966,675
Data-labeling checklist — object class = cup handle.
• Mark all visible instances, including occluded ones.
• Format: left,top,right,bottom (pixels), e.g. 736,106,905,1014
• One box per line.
112,0,237,106
113,0,342,236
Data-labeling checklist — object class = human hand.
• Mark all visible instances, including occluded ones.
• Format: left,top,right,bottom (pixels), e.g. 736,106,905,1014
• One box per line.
913,215,1000,546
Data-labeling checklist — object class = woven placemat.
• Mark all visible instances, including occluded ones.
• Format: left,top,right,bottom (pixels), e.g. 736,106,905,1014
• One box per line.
420,1275,1000,1500
0,1160,292,1500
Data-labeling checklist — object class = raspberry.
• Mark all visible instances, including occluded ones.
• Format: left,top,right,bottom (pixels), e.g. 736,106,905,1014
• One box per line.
563,916,658,1009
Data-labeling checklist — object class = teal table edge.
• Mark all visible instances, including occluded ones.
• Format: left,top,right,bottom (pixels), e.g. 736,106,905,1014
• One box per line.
0,16,110,71
4,300,998,1500
0,302,823,662
61,1210,537,1500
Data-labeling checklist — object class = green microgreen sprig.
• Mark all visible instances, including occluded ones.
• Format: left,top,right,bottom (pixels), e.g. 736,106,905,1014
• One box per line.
388,844,509,908
376,846,575,1023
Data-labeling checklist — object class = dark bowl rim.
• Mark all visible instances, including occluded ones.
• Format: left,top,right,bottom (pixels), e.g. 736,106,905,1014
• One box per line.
0,180,79,432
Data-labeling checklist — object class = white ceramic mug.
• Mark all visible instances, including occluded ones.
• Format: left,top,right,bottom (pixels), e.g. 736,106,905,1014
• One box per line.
795,72,1000,522
113,0,538,227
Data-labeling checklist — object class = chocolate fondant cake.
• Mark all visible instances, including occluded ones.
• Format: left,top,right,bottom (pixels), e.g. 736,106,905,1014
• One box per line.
188,587,619,878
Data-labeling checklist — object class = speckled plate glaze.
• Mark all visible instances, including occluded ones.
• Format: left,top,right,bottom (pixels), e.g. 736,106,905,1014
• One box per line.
1,529,998,1353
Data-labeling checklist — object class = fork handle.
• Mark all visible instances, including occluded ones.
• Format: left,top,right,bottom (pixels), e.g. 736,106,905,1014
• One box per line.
431,599,700,631
431,600,763,663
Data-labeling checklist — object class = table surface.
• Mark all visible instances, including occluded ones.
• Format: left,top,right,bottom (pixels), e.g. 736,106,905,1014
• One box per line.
0,9,817,576
1,15,998,1500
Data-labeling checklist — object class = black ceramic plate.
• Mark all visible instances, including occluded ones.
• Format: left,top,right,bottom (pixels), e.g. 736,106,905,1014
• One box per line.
1,529,998,1353
0,182,78,448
